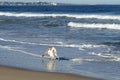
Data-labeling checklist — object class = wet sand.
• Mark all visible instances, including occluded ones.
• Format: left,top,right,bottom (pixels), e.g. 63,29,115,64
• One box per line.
0,66,100,80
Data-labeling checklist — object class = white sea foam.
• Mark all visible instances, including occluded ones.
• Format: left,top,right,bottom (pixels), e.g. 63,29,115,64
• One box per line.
0,38,106,50
70,58,96,62
0,45,43,58
0,12,120,20
0,38,37,45
0,45,13,50
68,22,120,30
89,52,120,62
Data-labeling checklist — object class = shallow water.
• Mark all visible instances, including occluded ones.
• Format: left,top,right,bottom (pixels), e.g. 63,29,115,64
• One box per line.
0,5,120,80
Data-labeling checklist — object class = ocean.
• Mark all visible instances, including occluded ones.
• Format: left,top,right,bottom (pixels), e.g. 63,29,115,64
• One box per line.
0,5,120,80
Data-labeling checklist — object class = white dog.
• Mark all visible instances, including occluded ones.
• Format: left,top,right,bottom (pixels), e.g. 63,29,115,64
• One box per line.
42,47,59,60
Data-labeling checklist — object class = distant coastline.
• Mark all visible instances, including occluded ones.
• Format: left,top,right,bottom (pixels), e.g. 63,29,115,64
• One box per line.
0,1,71,6
0,2,120,6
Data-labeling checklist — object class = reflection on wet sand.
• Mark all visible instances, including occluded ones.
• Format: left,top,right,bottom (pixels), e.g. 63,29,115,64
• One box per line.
42,60,56,72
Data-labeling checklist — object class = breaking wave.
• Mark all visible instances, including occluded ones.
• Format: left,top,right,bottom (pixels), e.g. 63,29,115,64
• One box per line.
1,12,120,20
68,22,120,30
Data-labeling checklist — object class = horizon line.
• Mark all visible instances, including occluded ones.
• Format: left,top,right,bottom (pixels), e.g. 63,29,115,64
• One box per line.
0,1,120,5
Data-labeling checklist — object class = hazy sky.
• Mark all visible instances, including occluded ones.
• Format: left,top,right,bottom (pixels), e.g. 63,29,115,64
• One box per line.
0,0,120,4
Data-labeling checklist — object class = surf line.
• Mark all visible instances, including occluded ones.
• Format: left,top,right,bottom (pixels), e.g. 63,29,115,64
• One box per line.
13,49,42,57
6,47,70,60
1,46,43,58
1,45,93,62
14,49,59,59
0,46,90,62
1,45,97,62
11,48,70,60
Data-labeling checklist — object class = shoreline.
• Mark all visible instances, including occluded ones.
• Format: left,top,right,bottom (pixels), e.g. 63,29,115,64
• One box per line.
0,66,100,80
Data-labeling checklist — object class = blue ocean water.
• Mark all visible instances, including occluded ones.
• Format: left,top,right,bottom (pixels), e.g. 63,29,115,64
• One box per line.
0,5,120,80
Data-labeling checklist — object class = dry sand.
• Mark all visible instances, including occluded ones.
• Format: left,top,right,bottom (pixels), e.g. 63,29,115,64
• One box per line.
0,66,100,80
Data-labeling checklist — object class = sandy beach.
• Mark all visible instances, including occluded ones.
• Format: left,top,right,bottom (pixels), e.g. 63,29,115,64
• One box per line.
0,66,99,80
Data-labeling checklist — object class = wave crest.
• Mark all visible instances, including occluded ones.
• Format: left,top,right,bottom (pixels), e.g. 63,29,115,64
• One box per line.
1,12,120,20
68,22,120,30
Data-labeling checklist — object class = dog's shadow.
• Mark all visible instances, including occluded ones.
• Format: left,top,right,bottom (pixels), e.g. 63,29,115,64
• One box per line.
56,57,70,61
